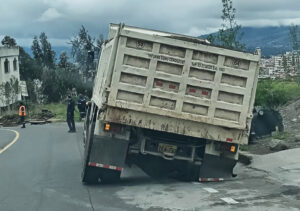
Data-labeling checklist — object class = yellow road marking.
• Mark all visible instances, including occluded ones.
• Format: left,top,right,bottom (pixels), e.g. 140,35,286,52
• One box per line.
0,129,20,155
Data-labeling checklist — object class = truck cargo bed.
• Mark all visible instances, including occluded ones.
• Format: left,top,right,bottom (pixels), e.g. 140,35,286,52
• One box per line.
93,24,261,144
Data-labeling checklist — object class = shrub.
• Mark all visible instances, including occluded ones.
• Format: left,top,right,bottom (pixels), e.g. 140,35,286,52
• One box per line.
41,68,93,103
255,79,300,109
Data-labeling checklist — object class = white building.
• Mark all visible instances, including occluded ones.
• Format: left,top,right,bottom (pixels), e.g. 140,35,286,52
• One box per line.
0,47,21,107
273,56,282,72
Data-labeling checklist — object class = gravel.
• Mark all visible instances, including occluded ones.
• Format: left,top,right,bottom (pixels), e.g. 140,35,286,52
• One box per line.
279,99,300,133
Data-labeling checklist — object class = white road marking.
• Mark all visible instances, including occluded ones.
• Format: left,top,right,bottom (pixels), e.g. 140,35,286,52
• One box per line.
220,197,239,204
192,182,201,185
203,187,219,193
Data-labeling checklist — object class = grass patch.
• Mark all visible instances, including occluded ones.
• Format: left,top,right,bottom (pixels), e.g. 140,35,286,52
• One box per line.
239,145,249,151
28,103,80,121
0,102,81,121
272,132,291,140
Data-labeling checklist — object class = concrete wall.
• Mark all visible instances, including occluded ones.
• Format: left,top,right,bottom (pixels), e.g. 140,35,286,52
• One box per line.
0,47,21,107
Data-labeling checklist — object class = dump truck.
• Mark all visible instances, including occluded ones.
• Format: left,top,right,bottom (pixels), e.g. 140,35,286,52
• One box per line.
82,23,261,184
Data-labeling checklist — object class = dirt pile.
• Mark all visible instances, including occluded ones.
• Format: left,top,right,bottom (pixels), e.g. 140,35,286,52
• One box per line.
0,114,20,126
247,99,300,155
0,110,55,127
279,99,300,133
30,110,55,120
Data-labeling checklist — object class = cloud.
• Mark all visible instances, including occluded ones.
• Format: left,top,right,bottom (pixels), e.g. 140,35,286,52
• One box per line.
37,8,63,22
1,0,300,46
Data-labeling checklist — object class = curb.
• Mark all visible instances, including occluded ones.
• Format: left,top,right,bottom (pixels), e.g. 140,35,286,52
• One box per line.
29,120,47,125
238,151,253,165
47,118,65,123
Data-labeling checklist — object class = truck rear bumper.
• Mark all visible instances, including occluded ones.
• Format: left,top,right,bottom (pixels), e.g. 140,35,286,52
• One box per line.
88,161,123,171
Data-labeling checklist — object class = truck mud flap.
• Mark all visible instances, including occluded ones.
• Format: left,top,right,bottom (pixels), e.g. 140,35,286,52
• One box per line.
82,136,127,184
198,154,237,180
89,136,129,171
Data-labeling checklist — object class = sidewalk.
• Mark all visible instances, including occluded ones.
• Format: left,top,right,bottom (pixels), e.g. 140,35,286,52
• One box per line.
251,148,300,187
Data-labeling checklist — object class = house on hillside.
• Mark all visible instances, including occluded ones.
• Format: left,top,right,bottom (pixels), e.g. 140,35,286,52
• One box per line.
0,46,22,107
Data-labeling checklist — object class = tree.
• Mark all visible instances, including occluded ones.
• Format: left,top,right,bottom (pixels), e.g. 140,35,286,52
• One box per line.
292,54,296,67
4,82,11,105
39,32,56,68
31,36,43,64
1,77,20,109
58,51,79,73
41,68,61,102
210,0,244,50
19,47,41,80
69,26,104,79
282,55,288,72
0,83,6,107
58,51,68,69
70,26,94,75
289,24,300,75
1,36,17,47
95,34,104,59
206,34,216,44
31,33,56,68
289,25,300,51
255,79,289,109
18,47,43,103
41,68,93,103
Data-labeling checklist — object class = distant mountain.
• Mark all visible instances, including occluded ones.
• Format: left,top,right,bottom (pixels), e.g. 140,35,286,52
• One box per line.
202,26,293,57
22,26,292,60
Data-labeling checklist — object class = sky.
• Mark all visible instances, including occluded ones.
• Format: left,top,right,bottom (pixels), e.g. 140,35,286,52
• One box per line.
1,0,300,47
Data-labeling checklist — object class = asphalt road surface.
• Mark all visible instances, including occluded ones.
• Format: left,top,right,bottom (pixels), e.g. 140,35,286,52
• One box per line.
0,123,299,211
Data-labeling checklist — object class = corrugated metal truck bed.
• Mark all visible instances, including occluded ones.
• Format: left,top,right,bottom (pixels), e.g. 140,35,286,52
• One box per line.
93,24,261,145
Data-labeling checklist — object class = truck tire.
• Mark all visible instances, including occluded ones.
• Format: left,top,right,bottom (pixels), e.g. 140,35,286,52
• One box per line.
183,163,200,181
82,166,100,184
82,105,98,184
173,162,200,181
99,169,121,184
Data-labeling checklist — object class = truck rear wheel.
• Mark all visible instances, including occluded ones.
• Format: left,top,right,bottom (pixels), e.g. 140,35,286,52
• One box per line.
82,166,121,184
82,104,98,184
82,166,100,184
99,169,121,184
182,163,200,181
169,161,200,182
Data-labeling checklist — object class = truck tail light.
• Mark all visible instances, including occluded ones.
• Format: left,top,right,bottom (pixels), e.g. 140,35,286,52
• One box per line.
105,123,110,131
104,123,122,133
215,143,237,153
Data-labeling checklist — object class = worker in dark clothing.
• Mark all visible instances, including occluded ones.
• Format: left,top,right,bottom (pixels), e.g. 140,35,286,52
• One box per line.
19,102,26,128
77,94,86,121
67,95,76,132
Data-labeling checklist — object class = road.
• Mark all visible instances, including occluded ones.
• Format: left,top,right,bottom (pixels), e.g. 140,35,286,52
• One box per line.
0,123,299,211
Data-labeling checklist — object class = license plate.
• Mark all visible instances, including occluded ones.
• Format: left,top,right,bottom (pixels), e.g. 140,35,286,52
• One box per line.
158,143,177,155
